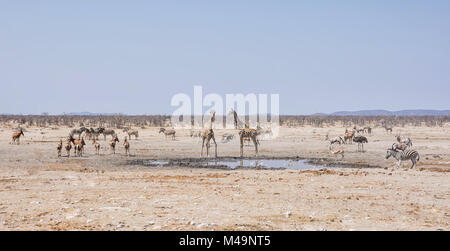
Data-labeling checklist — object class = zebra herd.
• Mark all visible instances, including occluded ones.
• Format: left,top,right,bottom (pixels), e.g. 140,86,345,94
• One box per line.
326,126,420,169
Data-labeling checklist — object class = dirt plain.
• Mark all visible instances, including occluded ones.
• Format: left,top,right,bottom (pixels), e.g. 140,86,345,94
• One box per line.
0,125,449,231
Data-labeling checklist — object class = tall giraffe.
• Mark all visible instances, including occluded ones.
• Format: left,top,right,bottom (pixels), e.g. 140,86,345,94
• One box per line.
201,111,217,157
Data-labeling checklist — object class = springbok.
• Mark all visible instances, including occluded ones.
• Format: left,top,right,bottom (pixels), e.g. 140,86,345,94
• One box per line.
109,135,119,154
331,149,344,159
159,128,176,140
325,134,344,149
12,129,24,145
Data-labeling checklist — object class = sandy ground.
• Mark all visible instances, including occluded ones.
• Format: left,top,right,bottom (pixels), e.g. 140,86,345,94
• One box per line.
0,125,449,230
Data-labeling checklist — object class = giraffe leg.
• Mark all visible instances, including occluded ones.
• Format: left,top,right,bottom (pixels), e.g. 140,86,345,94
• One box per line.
211,136,217,158
251,136,258,157
240,136,244,157
206,141,210,157
201,137,205,157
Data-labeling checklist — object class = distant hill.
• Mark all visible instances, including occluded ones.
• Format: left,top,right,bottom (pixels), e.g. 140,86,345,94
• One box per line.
312,110,450,116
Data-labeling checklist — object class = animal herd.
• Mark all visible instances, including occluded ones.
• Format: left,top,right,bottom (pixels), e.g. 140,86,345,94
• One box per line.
10,121,421,169
326,125,420,168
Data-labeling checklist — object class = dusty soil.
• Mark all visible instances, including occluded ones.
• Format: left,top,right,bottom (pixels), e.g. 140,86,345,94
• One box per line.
0,125,449,230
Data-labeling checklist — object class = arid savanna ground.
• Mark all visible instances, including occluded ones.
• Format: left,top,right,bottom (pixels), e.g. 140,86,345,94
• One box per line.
0,125,449,230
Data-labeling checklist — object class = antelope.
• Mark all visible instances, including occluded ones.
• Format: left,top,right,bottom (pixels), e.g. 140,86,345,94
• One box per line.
57,139,63,157
92,140,100,155
123,137,130,156
68,135,85,157
396,135,412,148
109,135,119,154
12,129,24,145
325,134,344,148
65,140,72,157
331,149,344,159
159,128,176,140
123,128,139,140
391,142,407,151
344,129,355,144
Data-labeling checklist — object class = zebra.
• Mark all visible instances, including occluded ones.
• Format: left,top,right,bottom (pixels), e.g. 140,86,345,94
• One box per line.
100,128,116,140
84,129,93,140
190,130,202,140
383,125,393,134
69,127,88,139
221,133,234,143
123,128,139,140
385,148,420,169
159,128,176,140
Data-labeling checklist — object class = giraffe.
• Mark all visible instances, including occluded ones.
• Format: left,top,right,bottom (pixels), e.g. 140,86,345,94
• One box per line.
239,124,259,157
201,111,217,158
228,109,244,129
201,129,217,158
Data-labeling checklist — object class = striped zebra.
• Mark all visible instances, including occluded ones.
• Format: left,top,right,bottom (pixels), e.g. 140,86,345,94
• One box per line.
385,148,420,169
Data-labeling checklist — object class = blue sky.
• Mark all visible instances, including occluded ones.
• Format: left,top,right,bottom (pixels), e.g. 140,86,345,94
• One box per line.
0,1,449,115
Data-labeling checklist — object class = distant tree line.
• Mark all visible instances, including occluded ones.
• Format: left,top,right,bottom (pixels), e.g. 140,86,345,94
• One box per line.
0,115,449,128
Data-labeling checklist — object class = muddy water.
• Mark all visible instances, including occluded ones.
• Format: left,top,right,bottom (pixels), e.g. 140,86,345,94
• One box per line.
129,158,331,170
